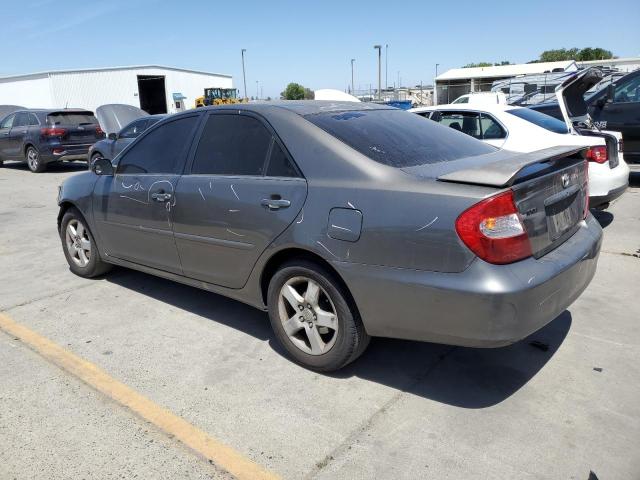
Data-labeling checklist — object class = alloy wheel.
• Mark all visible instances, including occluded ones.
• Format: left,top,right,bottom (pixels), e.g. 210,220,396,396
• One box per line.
277,276,339,355
65,219,92,267
27,148,39,171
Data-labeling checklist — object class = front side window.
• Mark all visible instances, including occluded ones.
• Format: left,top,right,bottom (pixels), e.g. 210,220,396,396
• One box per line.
439,111,482,139
117,116,198,174
119,119,148,139
306,109,494,168
480,114,506,139
0,114,15,129
613,75,640,103
192,114,272,176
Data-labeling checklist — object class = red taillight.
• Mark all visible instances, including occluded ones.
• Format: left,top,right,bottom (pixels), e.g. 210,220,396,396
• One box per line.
41,127,67,137
455,190,532,265
586,146,608,163
96,126,104,136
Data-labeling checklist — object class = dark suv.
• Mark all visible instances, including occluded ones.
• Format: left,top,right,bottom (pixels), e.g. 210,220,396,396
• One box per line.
0,109,104,172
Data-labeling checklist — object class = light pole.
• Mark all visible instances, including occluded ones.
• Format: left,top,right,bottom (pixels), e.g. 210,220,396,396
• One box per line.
385,44,388,90
256,80,259,100
373,45,381,100
241,49,247,100
350,58,355,95
435,63,440,105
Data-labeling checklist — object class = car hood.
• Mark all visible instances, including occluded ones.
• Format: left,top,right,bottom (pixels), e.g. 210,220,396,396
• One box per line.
96,104,148,135
555,68,603,132
0,105,25,120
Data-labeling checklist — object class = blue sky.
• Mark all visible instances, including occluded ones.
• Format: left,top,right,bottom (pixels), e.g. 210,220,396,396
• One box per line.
2,0,639,98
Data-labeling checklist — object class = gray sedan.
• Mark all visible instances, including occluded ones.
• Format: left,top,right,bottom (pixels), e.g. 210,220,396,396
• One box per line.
57,102,602,371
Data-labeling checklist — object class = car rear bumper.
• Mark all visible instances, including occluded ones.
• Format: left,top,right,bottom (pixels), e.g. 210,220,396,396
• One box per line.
335,214,602,347
590,183,628,208
41,144,93,163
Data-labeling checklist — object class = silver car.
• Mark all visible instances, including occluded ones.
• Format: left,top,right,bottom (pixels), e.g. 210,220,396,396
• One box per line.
57,102,602,371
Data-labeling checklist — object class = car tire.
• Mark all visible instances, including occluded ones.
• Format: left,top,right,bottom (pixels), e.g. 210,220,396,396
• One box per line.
267,260,370,371
26,146,46,173
60,207,111,278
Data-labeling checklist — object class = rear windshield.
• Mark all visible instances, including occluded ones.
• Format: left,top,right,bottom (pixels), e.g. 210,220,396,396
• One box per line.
46,112,98,126
305,109,494,168
506,108,569,134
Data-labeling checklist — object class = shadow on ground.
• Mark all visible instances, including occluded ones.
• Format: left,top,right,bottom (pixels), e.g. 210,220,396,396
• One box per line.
629,171,640,187
1,160,87,173
591,209,614,228
106,269,570,409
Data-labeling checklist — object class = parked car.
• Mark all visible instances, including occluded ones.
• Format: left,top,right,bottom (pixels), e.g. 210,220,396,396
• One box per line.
0,109,103,172
530,68,640,165
88,114,166,165
58,102,601,371
411,103,629,209
451,92,507,105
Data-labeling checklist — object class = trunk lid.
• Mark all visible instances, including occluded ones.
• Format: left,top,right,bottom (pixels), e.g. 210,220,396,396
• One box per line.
556,68,603,133
417,146,589,259
96,104,148,136
45,110,102,145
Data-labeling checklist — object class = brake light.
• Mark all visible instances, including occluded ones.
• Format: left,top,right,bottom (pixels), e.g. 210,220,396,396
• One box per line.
455,190,532,265
41,127,67,137
96,125,104,136
586,146,608,163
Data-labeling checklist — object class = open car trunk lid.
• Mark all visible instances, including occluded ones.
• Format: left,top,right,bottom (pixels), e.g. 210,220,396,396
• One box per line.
96,104,148,135
434,145,589,259
556,68,603,132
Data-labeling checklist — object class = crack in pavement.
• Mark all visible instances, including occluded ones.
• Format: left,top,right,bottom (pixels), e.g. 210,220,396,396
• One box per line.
305,346,457,479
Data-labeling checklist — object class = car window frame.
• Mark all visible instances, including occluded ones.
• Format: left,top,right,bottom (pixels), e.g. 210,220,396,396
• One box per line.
115,112,202,176
28,113,40,126
479,112,508,140
184,110,303,179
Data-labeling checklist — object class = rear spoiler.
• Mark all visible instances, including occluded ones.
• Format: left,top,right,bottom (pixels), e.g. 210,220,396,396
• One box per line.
437,146,586,188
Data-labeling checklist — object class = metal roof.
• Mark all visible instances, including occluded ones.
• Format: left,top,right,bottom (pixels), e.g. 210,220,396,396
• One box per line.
0,65,232,82
436,61,577,81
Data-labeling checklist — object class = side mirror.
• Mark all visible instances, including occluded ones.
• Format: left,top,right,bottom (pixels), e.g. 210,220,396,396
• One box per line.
108,132,117,140
92,157,114,176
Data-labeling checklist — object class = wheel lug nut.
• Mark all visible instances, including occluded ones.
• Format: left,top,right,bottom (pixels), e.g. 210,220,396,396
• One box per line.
298,305,304,311
308,323,313,328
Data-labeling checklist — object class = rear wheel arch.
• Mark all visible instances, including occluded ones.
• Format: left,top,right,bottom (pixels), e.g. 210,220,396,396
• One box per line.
24,143,35,156
259,247,359,314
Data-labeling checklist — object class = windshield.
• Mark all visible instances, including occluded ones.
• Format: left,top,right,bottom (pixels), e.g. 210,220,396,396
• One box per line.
452,96,469,104
506,108,569,134
305,109,495,168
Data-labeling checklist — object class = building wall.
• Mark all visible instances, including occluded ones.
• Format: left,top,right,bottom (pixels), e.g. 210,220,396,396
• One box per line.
0,75,52,108
48,67,232,113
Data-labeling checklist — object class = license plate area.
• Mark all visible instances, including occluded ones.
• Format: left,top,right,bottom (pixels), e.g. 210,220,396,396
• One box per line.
544,185,581,241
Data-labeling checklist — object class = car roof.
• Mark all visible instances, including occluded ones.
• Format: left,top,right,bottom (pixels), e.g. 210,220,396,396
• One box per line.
198,100,395,117
410,103,522,114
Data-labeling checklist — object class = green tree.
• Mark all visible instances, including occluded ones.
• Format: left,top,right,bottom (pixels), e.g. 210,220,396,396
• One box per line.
303,88,315,100
462,61,511,68
280,83,313,100
577,47,614,61
538,47,613,62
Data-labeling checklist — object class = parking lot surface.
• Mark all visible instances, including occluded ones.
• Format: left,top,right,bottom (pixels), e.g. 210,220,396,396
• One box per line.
1,162,639,480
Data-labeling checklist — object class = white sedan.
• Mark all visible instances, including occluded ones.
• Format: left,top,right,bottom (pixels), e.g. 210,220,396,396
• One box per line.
410,103,629,209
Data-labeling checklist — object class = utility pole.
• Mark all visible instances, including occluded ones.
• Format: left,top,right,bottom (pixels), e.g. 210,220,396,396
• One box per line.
256,80,259,100
373,45,382,100
435,63,440,106
351,58,355,95
385,44,388,90
241,49,247,100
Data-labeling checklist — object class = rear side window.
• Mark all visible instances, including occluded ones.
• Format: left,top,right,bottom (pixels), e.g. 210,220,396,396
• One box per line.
306,109,494,168
506,108,569,134
14,112,29,127
46,112,98,126
438,111,481,138
192,114,272,176
117,116,198,174
266,142,298,177
479,114,506,139
28,113,39,126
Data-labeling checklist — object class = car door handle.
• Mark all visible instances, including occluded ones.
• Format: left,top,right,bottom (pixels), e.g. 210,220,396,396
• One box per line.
261,198,291,210
151,192,172,202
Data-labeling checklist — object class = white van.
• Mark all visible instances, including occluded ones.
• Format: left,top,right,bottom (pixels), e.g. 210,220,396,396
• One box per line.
451,92,507,105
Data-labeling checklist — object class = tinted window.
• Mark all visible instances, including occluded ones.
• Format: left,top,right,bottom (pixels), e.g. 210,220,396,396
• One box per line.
28,113,39,126
613,75,640,103
506,108,569,134
117,116,198,174
306,109,494,168
119,119,148,139
266,142,298,177
480,114,506,139
0,114,15,129
46,112,98,126
14,112,29,127
438,111,481,139
192,114,272,175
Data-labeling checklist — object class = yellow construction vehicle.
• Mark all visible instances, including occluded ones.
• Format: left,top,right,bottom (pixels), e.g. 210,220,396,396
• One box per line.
194,88,247,108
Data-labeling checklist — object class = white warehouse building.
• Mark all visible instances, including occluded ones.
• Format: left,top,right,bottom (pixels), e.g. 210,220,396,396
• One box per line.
0,65,233,114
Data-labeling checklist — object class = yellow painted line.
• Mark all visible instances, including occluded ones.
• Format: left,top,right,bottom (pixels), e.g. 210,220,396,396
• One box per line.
0,312,279,480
